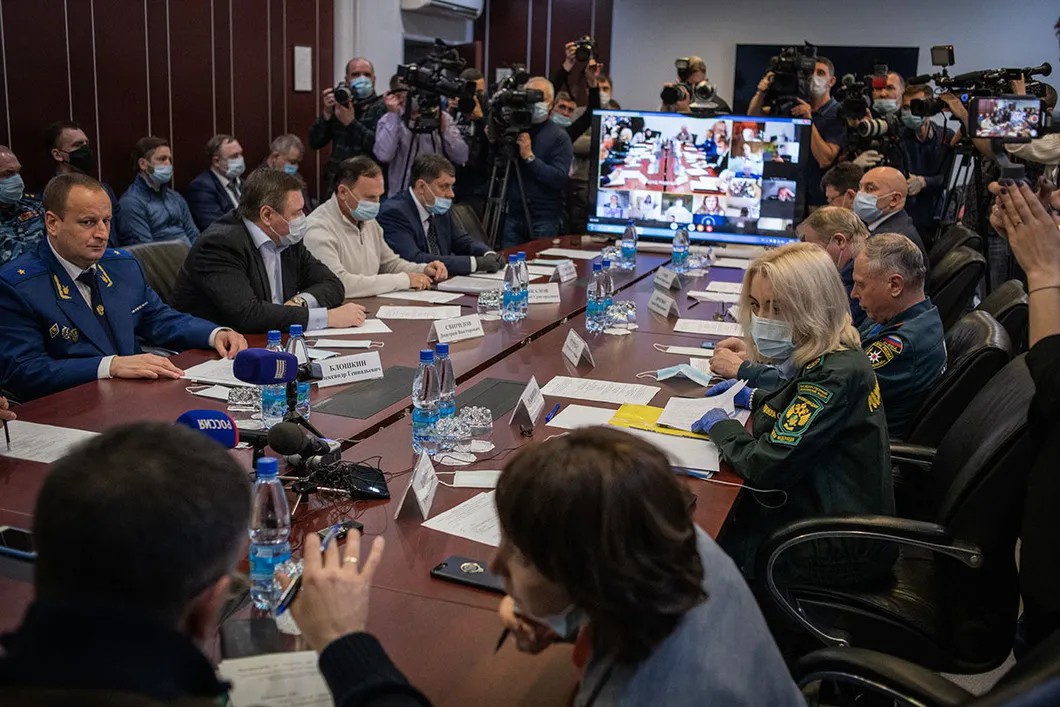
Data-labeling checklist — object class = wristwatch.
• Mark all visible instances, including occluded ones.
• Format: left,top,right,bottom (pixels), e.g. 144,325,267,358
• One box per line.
291,295,308,308
524,154,536,164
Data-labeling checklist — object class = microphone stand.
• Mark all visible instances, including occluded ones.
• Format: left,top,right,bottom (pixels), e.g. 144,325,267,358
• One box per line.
281,361,331,520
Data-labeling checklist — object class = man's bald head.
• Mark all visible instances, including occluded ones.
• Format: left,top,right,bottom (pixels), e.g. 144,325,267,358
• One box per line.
860,166,908,214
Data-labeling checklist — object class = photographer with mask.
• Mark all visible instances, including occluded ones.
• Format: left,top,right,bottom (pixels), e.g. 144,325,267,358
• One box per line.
451,68,491,219
899,83,959,240
660,56,731,115
749,57,847,207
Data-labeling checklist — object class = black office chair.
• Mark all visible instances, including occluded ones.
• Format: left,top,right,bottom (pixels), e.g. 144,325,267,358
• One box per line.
125,240,190,304
451,202,490,248
928,224,983,269
756,355,1035,674
903,311,1012,448
926,246,987,330
976,279,1028,354
794,629,1060,706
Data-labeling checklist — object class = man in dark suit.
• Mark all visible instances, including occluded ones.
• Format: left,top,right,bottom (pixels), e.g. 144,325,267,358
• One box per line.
171,168,364,334
854,166,928,262
0,174,246,402
377,154,502,276
185,134,246,231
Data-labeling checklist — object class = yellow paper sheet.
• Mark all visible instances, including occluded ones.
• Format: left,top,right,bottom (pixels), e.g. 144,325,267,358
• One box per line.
607,404,709,440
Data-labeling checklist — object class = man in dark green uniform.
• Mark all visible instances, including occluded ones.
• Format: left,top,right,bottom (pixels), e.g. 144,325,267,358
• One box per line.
852,232,946,439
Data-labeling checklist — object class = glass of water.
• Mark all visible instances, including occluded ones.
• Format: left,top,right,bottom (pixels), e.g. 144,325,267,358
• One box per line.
459,406,495,453
477,289,502,321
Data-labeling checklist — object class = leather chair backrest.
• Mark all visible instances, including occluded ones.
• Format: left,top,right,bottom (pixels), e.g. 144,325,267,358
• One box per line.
451,202,489,246
125,241,190,304
976,279,1029,353
906,311,1013,447
925,245,987,330
928,223,982,268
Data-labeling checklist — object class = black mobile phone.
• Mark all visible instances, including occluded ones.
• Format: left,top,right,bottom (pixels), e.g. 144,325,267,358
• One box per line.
0,526,36,561
431,556,505,594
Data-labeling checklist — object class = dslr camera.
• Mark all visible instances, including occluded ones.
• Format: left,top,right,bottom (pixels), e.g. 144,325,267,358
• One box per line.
489,67,545,142
661,57,717,108
573,36,597,63
396,39,478,133
333,83,355,107
762,42,818,116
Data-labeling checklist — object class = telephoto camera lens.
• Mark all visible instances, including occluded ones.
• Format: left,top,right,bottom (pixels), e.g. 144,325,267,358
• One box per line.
856,117,891,138
333,83,353,106
660,83,690,106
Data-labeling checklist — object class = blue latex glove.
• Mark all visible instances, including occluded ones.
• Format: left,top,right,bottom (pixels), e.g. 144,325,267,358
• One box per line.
691,408,730,435
704,379,738,397
734,386,756,410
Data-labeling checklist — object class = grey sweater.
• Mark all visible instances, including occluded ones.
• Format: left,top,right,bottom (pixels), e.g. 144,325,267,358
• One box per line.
575,528,804,706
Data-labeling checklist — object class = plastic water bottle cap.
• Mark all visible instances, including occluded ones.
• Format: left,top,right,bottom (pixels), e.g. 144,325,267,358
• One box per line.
517,251,526,260
256,456,279,478
508,254,518,264
602,259,611,268
420,349,435,364
289,324,303,338
592,262,602,272
266,329,281,342
435,342,449,357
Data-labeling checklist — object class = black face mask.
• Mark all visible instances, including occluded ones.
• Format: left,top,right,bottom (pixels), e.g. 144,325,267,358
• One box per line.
66,145,95,173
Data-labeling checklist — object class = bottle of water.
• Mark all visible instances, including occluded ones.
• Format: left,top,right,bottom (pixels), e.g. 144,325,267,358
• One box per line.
435,342,456,419
285,324,311,420
620,220,638,270
516,251,529,319
261,330,287,428
248,456,291,611
672,228,690,273
502,254,522,322
599,259,615,313
586,262,605,333
412,349,440,454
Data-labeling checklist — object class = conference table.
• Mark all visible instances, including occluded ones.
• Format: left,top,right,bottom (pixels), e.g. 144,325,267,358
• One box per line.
0,235,754,706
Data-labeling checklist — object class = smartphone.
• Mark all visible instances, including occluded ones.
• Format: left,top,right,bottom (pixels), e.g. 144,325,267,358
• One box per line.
701,341,716,350
431,556,505,594
969,95,1044,143
316,519,363,542
0,526,36,561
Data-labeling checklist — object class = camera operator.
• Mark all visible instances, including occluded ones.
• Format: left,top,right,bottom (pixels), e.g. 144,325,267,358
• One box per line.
660,57,731,115
499,76,574,248
750,56,847,207
871,71,905,118
898,82,959,239
554,42,608,233
452,68,491,219
374,74,470,198
309,57,387,198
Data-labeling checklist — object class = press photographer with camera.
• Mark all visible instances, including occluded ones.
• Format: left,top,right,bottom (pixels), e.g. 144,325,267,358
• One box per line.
452,68,491,218
846,70,908,171
749,53,847,207
660,57,731,115
898,82,959,238
309,57,387,198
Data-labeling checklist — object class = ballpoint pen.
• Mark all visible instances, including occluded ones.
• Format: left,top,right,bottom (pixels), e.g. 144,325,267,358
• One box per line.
276,523,341,615
494,628,511,654
3,420,9,449
543,403,562,424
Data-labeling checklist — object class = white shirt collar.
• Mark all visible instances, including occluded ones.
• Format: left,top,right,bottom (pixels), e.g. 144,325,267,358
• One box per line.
47,237,93,280
213,168,235,188
868,210,895,231
409,187,430,228
243,218,284,253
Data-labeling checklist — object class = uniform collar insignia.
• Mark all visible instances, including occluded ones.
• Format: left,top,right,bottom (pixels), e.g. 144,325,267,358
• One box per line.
53,274,72,300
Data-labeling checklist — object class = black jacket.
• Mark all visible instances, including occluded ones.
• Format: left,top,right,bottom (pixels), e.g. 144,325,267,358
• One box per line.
869,209,928,263
170,213,344,333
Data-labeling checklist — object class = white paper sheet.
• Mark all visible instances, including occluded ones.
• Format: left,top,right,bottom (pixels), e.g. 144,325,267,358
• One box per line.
421,491,501,547
540,376,660,406
437,276,503,294
449,470,502,488
182,358,246,387
656,381,746,432
375,305,462,320
688,290,740,304
545,404,617,429
306,348,338,360
0,421,100,464
218,651,331,707
620,427,719,473
470,265,553,281
304,319,392,337
309,339,376,349
190,384,232,401
705,281,743,294
674,319,743,337
657,345,714,358
690,358,712,372
713,257,750,269
376,290,464,304
538,247,601,260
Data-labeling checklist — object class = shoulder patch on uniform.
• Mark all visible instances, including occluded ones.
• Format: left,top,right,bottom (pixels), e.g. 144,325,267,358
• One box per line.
882,334,904,353
797,382,834,403
0,259,46,283
868,377,882,413
804,356,824,372
761,403,779,420
100,248,133,260
864,336,904,369
771,394,825,447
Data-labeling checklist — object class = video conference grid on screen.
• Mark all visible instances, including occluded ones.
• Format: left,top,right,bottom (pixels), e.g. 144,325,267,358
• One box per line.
589,110,812,246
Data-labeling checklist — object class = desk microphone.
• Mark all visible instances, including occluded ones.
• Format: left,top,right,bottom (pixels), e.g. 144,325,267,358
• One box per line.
175,409,270,449
233,348,299,385
267,421,341,469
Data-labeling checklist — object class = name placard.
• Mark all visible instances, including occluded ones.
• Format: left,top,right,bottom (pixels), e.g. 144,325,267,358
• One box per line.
653,266,682,290
561,328,596,367
550,260,578,283
528,282,561,304
648,289,679,318
428,314,485,344
393,452,439,520
509,376,545,428
315,351,384,388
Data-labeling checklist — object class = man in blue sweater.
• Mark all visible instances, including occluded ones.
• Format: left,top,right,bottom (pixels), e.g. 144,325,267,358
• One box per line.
501,76,573,248
115,136,199,246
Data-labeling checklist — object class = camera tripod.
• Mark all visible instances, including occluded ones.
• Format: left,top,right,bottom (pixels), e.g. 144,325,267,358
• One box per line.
482,136,534,250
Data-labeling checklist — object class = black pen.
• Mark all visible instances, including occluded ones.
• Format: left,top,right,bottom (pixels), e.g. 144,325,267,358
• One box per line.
494,628,511,653
3,420,9,449
276,523,341,615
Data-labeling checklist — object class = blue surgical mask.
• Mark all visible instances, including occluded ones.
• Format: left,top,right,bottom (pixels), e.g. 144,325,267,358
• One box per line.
637,363,714,388
852,190,894,223
531,102,549,124
150,164,173,185
344,192,379,221
551,113,572,127
750,313,794,360
350,76,374,99
523,603,586,640
873,98,898,115
901,110,926,131
282,162,299,175
424,184,452,216
226,156,246,179
0,174,24,205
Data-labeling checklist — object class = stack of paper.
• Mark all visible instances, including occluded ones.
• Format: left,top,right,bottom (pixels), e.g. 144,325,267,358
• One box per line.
673,319,742,337
538,247,600,260
540,376,660,406
655,381,747,432
688,290,739,304
375,305,462,320
304,319,392,337
377,290,464,304
437,276,503,294
421,491,501,547
545,404,617,429
218,651,331,706
705,281,743,294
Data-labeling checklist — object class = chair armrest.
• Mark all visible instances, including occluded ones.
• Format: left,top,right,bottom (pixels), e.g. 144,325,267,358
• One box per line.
796,647,972,706
889,443,937,468
755,515,983,647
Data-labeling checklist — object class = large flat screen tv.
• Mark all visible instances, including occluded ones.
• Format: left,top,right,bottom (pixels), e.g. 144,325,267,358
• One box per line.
589,109,812,246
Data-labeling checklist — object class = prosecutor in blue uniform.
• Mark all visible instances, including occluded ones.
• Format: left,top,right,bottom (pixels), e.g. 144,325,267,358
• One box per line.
0,174,246,402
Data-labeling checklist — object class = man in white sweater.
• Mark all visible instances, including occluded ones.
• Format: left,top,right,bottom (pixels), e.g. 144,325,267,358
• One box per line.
304,156,447,298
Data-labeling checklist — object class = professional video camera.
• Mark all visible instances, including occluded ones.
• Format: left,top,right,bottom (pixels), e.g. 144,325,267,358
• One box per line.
907,44,1053,113
760,42,818,116
573,35,597,63
488,67,545,141
395,39,477,133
